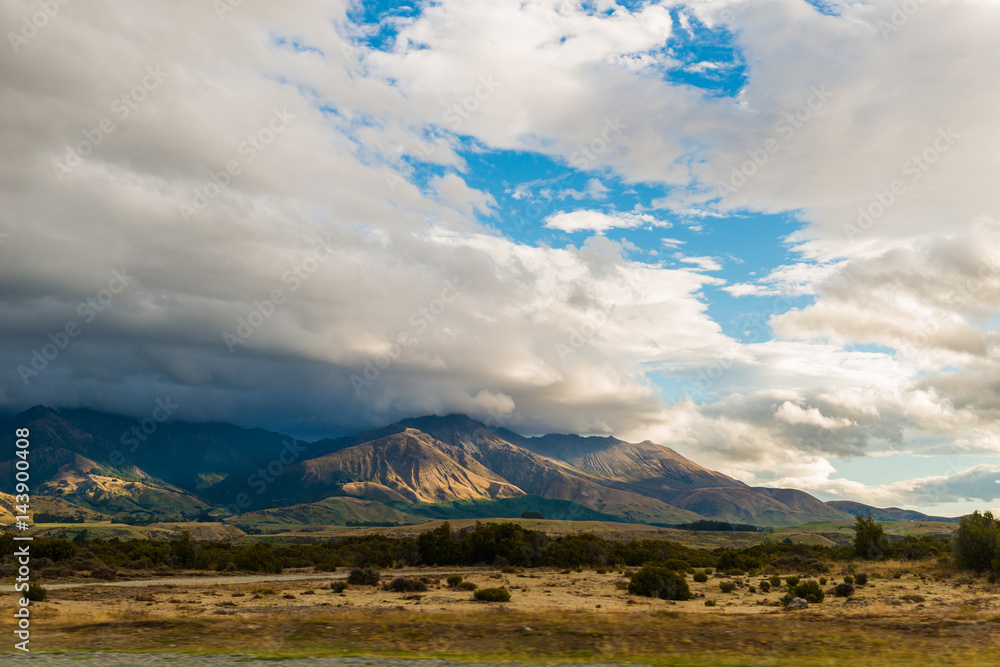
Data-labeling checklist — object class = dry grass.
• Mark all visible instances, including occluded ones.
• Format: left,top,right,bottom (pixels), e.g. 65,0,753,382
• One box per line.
7,564,1000,664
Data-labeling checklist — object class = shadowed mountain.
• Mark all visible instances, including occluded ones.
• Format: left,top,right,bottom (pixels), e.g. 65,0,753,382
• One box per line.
825,500,961,523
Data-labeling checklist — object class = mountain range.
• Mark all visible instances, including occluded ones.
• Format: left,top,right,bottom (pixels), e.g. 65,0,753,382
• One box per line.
0,406,959,528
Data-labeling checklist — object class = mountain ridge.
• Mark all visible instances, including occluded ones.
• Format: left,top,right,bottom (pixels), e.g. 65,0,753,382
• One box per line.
0,407,960,527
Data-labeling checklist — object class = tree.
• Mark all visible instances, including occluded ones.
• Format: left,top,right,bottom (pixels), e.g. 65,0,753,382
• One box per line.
953,510,999,572
853,512,889,560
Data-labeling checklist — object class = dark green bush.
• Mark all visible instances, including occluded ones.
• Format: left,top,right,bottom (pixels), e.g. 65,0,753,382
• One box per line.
693,571,708,583
843,575,854,585
785,575,800,588
330,581,348,593
347,567,381,586
759,581,771,593
457,581,477,590
953,511,999,573
853,512,890,560
769,574,781,588
793,580,825,603
854,572,868,586
819,577,827,585
473,587,511,602
834,583,854,597
446,574,463,587
384,577,427,592
627,566,692,601
719,581,736,593
26,582,47,602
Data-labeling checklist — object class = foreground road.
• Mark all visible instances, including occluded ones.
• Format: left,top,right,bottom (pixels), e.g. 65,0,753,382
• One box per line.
4,654,636,666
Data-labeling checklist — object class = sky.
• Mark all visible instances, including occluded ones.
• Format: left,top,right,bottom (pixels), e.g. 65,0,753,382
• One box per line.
2,0,1000,516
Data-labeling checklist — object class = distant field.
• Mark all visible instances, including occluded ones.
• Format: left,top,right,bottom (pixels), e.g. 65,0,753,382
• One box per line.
14,516,960,548
225,516,960,548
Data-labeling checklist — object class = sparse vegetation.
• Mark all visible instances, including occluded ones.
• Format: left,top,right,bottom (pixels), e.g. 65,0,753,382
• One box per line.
330,581,348,593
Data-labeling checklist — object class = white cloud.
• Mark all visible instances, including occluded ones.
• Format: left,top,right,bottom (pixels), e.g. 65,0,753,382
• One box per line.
545,210,665,233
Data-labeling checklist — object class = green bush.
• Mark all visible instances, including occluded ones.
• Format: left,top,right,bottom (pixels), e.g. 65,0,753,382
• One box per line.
785,575,800,588
843,575,854,585
853,512,890,560
854,572,868,586
953,511,1000,573
330,581,348,593
719,581,736,593
793,580,825,603
474,587,511,602
693,571,708,583
704,599,716,607
834,583,854,597
627,566,692,601
596,568,607,574
456,581,477,590
501,565,517,574
819,577,827,585
759,581,771,593
26,582,47,602
347,568,381,586
446,574,463,587
770,574,781,588
662,558,691,572
384,577,427,592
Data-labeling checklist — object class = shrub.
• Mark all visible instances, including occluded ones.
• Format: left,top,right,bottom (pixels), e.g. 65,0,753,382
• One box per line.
704,599,716,607
834,583,855,597
446,575,463,587
457,581,477,590
662,559,691,572
819,577,827,585
770,574,781,588
596,568,607,574
627,566,692,601
854,572,868,586
474,587,511,602
853,512,890,560
330,581,348,593
719,581,736,593
385,577,427,593
347,568,381,586
501,565,517,574
759,581,771,593
748,585,756,593
785,575,800,588
953,511,1000,572
26,582,47,602
92,566,117,581
693,572,708,583
843,575,854,585
793,580,825,603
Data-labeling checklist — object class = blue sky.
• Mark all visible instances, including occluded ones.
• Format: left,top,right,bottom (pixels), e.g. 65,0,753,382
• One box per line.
4,0,1000,515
